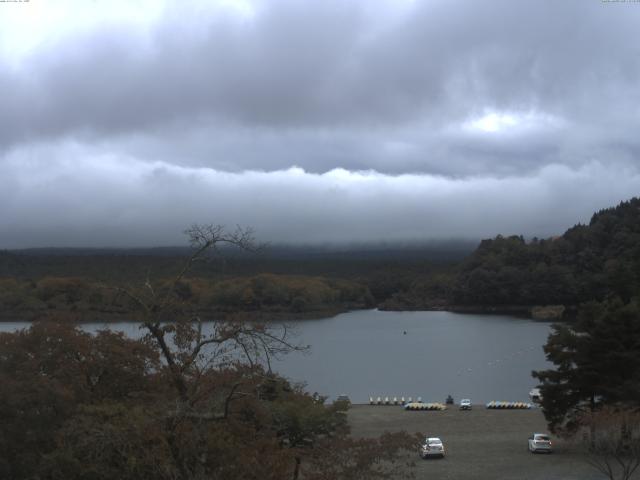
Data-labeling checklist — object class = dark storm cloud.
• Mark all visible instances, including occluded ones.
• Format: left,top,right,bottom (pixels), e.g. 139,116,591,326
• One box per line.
0,0,639,247
1,1,638,157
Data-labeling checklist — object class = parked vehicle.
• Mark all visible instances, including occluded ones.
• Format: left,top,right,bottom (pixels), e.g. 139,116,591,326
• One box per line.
420,437,445,458
459,398,472,410
335,394,351,404
529,388,542,403
528,433,552,453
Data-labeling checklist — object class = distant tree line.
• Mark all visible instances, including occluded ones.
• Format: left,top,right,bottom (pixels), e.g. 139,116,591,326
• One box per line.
0,241,472,312
0,273,375,321
4,198,640,315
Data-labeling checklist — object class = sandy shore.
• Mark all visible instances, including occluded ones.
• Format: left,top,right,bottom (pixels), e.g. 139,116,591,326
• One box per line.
347,404,618,480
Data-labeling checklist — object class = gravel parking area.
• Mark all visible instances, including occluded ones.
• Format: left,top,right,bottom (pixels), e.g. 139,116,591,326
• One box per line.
348,404,623,480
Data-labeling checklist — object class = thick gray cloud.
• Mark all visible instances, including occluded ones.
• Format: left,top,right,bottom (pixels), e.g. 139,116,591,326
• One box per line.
0,0,639,247
1,145,639,247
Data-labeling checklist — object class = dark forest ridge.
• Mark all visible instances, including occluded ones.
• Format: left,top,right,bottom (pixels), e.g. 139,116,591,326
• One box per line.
419,196,640,317
5,239,478,259
369,197,640,314
0,240,476,282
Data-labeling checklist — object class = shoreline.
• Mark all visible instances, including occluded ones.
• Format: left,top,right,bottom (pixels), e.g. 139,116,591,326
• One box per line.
376,303,572,321
0,306,357,324
0,303,572,323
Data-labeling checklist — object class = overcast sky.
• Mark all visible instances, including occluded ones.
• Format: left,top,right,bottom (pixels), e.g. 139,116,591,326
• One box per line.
1,0,639,248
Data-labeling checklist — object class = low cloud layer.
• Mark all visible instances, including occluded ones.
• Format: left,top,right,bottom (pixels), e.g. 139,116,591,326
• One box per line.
2,145,638,247
0,0,638,247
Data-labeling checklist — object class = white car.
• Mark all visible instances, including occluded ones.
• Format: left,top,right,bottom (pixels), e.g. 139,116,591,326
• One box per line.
459,398,472,410
528,433,553,453
420,437,445,458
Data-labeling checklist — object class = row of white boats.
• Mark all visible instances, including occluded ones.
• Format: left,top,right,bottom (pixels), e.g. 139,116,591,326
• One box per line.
364,388,542,407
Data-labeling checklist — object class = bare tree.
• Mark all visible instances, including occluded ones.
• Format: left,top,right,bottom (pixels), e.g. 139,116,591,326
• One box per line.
113,224,306,479
115,224,304,396
105,224,421,480
577,407,640,480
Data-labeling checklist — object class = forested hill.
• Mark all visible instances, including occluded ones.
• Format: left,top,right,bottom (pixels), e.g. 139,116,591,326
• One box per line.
450,197,640,308
0,241,475,321
3,198,639,319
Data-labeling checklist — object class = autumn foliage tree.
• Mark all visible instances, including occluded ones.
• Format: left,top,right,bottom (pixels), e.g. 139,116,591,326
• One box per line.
577,407,640,480
0,225,421,480
0,321,160,479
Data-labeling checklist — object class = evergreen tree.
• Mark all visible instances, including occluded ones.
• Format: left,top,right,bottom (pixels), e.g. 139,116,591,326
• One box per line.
532,298,640,433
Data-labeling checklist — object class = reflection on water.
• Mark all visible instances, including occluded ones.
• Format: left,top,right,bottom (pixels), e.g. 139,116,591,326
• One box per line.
0,309,551,403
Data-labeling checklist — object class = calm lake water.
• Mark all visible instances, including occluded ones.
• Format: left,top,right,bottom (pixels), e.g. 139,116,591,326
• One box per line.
0,309,552,404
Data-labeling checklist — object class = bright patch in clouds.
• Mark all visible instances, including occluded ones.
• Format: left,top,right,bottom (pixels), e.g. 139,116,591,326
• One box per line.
0,0,165,63
468,112,518,133
215,0,256,18
0,0,254,64
464,111,566,134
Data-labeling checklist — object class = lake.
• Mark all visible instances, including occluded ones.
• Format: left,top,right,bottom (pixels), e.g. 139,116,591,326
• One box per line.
0,309,552,404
